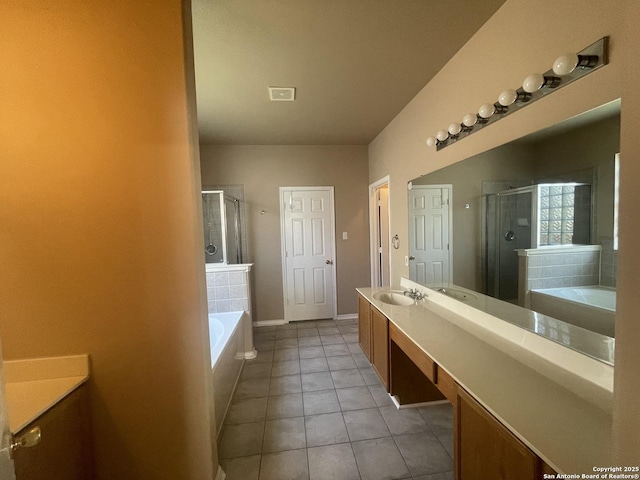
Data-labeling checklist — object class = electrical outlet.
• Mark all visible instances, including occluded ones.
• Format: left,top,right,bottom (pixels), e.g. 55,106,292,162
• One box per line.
342,232,348,240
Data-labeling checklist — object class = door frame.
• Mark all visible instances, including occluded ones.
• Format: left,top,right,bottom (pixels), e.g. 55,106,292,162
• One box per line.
279,186,338,321
369,176,392,287
408,183,453,285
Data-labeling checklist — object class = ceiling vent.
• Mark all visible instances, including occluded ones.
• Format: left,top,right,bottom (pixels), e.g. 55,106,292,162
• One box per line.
269,87,296,101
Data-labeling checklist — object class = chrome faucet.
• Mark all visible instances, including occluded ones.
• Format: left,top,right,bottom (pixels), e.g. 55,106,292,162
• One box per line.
403,288,426,301
437,288,447,295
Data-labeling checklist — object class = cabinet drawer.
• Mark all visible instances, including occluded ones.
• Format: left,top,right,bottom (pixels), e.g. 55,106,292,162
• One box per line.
389,323,435,383
435,365,457,405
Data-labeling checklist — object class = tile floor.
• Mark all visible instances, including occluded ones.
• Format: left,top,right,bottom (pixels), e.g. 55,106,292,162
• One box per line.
218,318,454,480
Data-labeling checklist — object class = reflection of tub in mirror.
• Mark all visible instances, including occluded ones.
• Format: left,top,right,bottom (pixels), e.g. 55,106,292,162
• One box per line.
530,286,615,337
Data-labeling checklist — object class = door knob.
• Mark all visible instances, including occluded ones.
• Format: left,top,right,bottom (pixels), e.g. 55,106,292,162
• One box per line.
409,256,415,260
325,260,333,265
11,426,41,456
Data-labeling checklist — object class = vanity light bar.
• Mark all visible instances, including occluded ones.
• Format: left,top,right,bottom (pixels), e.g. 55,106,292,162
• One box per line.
425,37,608,151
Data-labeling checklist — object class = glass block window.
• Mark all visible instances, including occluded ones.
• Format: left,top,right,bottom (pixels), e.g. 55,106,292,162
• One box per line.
538,184,590,246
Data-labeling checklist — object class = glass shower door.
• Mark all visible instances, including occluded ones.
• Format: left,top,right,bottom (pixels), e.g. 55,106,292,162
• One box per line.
202,192,226,264
496,189,533,303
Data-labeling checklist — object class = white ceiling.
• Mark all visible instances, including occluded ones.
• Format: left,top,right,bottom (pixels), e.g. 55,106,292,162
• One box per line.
192,0,506,146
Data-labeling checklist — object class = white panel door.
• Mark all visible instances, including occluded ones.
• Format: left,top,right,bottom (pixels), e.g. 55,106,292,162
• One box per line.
281,188,336,321
0,340,16,480
408,185,451,286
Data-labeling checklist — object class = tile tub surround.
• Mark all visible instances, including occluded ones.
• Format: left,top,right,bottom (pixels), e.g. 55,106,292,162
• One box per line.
218,319,454,480
205,264,253,314
518,246,602,304
206,263,256,359
211,312,245,436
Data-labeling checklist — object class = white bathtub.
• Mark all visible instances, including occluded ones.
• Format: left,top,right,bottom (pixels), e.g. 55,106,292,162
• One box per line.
209,311,245,437
530,286,616,337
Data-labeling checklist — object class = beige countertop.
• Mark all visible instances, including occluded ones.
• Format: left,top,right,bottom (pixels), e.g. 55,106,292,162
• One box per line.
357,279,613,474
4,355,89,433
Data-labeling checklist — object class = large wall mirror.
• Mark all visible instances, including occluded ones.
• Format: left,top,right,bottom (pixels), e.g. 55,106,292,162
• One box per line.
408,99,620,363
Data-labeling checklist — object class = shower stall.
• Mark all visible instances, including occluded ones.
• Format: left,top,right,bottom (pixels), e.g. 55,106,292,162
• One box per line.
486,183,592,303
202,190,244,264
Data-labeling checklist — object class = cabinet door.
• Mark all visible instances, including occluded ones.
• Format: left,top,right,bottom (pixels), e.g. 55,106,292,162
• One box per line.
14,385,93,480
370,307,389,390
458,389,539,480
358,294,372,361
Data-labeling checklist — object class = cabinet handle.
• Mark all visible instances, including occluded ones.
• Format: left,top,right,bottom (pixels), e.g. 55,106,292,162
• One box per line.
11,427,41,456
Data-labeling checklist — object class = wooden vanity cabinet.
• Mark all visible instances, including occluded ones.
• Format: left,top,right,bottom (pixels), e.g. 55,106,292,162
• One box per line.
358,294,372,361
457,388,542,480
358,292,560,480
14,384,94,480
370,307,389,390
358,294,390,388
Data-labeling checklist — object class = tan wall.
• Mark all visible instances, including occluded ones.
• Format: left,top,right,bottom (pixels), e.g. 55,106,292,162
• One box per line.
200,145,370,321
616,0,640,463
0,2,215,479
533,115,620,239
369,0,638,464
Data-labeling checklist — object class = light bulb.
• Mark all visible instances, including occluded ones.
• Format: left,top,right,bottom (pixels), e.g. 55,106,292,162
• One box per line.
498,89,518,106
478,103,496,119
553,53,579,75
448,123,461,136
426,136,436,147
436,130,449,142
462,113,477,128
522,73,544,93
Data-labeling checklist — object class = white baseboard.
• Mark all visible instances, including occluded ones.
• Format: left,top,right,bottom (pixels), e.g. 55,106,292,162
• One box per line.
254,316,356,326
215,465,226,480
390,395,450,410
253,319,288,327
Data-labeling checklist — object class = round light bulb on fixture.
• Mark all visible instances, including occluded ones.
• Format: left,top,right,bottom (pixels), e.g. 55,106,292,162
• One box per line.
522,73,545,93
478,103,496,119
462,113,477,128
448,123,462,136
426,136,436,147
498,89,518,106
553,53,579,75
436,130,449,142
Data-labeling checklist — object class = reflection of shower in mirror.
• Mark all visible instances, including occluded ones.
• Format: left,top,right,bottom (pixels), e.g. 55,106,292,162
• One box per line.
488,183,591,303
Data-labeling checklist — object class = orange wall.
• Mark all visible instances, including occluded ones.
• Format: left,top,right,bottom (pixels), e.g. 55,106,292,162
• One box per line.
0,1,215,478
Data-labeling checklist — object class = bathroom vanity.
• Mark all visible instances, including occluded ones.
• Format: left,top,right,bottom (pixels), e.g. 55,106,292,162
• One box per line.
357,280,613,478
4,355,92,479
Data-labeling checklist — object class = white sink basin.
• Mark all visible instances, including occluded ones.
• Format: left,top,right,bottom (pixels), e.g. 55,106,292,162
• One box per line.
373,290,415,306
435,287,478,302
